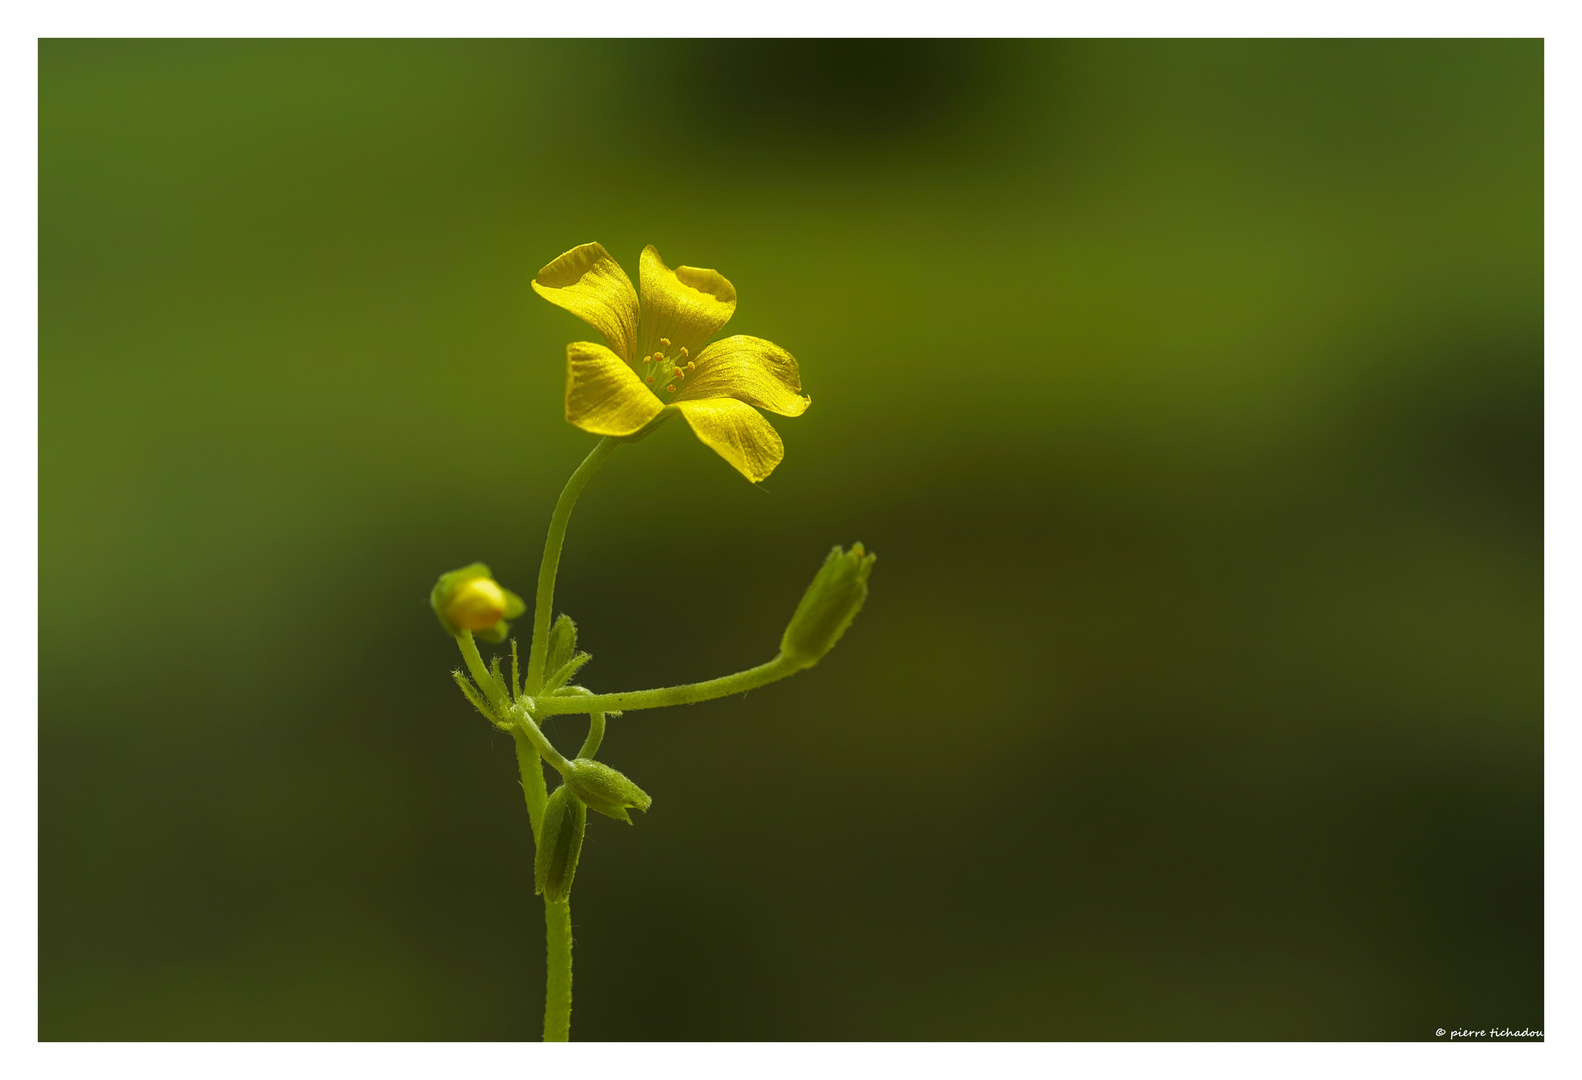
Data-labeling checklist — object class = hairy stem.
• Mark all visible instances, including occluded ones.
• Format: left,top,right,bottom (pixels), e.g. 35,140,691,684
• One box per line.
534,653,805,717
526,437,618,694
512,729,549,839
510,705,574,777
544,899,573,1041
576,711,606,759
455,630,508,713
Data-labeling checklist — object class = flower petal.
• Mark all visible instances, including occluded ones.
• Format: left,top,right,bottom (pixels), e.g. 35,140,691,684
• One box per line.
565,342,664,436
532,243,640,363
676,335,810,417
674,397,785,483
638,245,736,359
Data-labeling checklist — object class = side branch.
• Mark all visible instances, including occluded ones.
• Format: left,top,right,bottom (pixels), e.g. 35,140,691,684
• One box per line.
532,654,806,717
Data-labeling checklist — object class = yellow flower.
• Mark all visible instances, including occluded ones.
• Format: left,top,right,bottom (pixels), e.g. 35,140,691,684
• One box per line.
532,243,810,483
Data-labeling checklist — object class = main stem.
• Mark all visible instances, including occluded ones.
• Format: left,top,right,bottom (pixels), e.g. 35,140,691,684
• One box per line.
526,437,618,693
544,899,573,1041
524,437,615,1044
512,730,549,839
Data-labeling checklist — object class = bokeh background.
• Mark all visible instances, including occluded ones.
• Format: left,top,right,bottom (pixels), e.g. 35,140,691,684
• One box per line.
39,40,1542,1040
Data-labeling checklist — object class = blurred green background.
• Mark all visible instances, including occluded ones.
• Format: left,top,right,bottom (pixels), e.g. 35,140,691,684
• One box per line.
39,40,1541,1040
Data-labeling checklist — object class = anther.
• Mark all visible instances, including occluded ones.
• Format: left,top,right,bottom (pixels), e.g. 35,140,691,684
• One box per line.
666,384,677,393
645,376,654,385
660,338,671,347
686,361,696,372
679,346,689,358
674,367,685,379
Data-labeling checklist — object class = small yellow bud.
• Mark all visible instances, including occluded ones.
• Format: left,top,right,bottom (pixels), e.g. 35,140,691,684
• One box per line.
445,576,507,631
430,562,526,643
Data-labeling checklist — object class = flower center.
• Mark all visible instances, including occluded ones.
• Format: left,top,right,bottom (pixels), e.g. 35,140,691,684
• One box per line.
637,337,696,396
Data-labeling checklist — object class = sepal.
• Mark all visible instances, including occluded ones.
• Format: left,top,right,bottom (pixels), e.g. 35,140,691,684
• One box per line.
451,669,506,728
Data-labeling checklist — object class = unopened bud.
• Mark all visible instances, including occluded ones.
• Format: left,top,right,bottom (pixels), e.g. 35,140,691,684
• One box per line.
430,562,526,643
534,785,587,903
448,578,505,630
564,758,652,824
780,543,875,667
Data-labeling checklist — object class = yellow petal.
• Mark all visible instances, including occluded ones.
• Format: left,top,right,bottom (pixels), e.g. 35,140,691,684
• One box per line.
565,342,664,436
677,335,810,417
674,397,785,483
638,245,736,359
532,243,640,364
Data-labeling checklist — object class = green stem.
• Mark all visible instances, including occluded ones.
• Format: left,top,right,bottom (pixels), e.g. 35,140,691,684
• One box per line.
455,630,508,713
526,437,618,694
576,710,606,760
510,705,574,777
544,899,573,1041
556,686,606,758
534,653,805,717
512,730,549,839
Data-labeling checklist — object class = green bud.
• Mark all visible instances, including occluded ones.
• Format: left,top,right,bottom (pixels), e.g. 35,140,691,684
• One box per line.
430,562,526,643
564,758,652,824
542,614,592,692
780,543,876,667
545,614,578,675
534,785,587,903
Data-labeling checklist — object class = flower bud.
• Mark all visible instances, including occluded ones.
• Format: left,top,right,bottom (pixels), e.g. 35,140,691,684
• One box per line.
430,562,526,644
448,577,506,630
534,785,587,903
564,758,652,824
780,543,875,667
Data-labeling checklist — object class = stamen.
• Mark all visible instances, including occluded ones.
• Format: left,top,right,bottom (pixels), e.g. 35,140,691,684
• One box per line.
645,376,654,385
659,338,671,347
666,384,677,393
686,361,695,372
674,367,685,379
679,346,689,358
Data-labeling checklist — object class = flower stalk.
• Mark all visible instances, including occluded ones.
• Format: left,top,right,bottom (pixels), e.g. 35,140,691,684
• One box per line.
526,436,618,694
